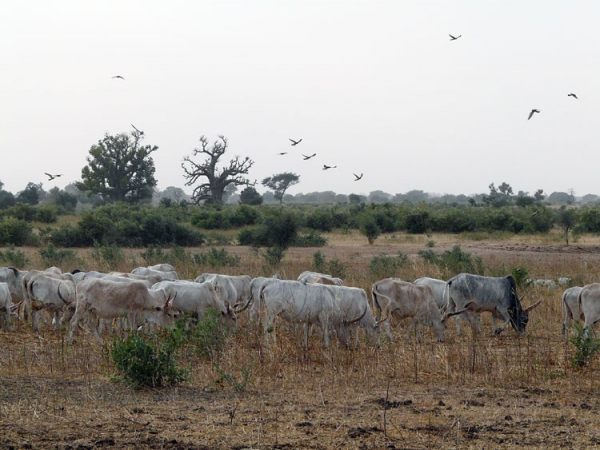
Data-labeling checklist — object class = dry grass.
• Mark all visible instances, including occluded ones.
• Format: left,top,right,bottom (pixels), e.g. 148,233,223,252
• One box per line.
3,231,600,448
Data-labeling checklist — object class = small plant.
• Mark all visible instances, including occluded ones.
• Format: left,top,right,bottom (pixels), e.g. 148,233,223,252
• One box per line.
293,230,327,247
418,245,484,278
193,248,240,268
91,242,126,267
327,258,346,279
110,328,189,389
369,253,410,279
570,322,600,368
426,240,435,248
39,244,78,268
312,250,326,273
0,245,29,268
213,361,253,392
511,265,530,289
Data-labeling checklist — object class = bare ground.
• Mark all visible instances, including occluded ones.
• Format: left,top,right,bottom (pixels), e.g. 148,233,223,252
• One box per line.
3,232,600,449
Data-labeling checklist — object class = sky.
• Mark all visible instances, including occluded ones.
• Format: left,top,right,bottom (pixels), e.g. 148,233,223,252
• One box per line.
2,1,600,199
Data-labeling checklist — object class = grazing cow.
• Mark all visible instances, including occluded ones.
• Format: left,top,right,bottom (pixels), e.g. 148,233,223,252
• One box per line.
131,267,179,280
148,263,176,272
152,280,236,328
259,280,340,348
328,285,381,346
447,273,541,336
108,272,165,285
0,282,14,330
69,278,177,344
0,267,25,304
414,277,449,311
562,286,584,343
297,271,344,286
195,273,252,306
372,278,467,342
577,283,600,333
22,270,76,331
246,277,279,326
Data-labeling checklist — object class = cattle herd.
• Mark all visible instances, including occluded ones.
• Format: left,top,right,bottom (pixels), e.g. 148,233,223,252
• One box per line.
0,264,597,347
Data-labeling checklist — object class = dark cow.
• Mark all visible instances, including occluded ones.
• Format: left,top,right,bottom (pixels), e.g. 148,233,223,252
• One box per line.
447,274,541,336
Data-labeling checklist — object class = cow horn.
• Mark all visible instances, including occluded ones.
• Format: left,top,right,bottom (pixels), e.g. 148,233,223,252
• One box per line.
234,295,253,313
523,299,542,312
375,316,389,325
443,301,474,320
344,303,368,325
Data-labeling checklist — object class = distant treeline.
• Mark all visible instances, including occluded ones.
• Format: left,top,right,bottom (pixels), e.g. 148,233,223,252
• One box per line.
1,200,599,247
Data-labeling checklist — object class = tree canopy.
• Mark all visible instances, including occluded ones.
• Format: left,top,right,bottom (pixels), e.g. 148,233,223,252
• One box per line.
182,135,254,205
77,130,158,203
262,172,300,204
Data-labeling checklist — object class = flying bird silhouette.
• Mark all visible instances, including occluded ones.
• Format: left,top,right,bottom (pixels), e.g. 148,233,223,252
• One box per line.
289,138,302,146
568,93,578,99
278,152,287,155
528,109,540,120
112,75,125,80
131,124,144,135
353,173,363,181
45,173,62,181
323,165,337,170
302,153,316,160
449,34,462,41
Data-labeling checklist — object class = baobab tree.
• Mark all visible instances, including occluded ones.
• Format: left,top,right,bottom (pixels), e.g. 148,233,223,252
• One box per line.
182,135,254,205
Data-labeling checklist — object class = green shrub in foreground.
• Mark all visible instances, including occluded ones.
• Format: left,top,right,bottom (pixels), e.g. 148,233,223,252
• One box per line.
570,322,600,369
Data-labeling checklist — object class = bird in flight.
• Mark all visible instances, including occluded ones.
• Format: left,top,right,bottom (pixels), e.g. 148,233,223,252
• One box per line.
353,173,363,181
568,93,578,99
323,165,337,170
112,75,125,80
449,34,462,41
45,173,62,181
278,152,287,155
528,109,540,120
131,124,144,135
302,153,316,160
289,138,302,146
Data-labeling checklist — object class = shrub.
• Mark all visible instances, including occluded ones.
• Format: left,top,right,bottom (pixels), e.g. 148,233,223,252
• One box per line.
511,265,530,289
0,219,33,246
327,258,346,279
34,205,58,223
358,213,381,245
312,250,326,273
91,242,126,267
193,248,240,267
570,322,600,368
369,253,411,279
39,244,79,268
405,210,429,234
0,246,29,268
110,328,189,389
293,230,328,247
419,245,484,278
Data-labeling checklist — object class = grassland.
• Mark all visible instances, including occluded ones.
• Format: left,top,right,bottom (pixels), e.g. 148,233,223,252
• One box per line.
2,230,600,449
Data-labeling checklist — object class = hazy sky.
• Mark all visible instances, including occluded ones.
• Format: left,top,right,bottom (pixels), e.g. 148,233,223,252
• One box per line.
2,1,600,199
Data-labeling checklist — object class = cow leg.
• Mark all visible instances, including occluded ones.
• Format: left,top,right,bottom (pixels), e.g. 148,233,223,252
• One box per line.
264,313,276,346
563,308,572,344
493,309,511,335
403,318,418,341
303,323,311,348
32,309,41,332
88,312,104,345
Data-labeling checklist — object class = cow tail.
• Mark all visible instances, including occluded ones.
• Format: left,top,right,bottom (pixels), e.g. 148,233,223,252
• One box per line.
371,283,391,320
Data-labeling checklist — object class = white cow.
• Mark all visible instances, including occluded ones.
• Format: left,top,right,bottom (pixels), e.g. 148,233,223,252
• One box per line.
195,273,251,307
69,278,177,344
152,280,236,328
297,271,344,286
194,274,241,309
0,282,14,330
328,285,381,346
577,283,600,333
372,278,468,342
148,263,176,272
414,277,449,312
131,267,179,280
562,286,584,343
247,277,280,325
0,267,26,305
23,270,76,331
259,280,340,348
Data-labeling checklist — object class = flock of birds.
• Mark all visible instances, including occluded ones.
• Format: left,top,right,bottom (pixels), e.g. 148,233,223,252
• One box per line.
44,39,580,188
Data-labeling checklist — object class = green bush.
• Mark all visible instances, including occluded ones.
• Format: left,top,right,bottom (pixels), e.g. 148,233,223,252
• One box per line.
358,213,381,245
293,230,327,247
193,248,240,267
0,246,29,268
110,328,189,389
39,244,79,268
34,205,58,223
511,265,530,289
312,250,326,273
570,322,600,368
0,219,33,246
419,245,484,278
369,253,410,279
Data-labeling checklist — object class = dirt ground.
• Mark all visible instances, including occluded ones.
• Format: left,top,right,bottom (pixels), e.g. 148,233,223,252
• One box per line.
2,233,600,449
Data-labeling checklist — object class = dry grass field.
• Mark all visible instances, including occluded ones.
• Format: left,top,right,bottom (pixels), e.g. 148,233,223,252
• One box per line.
3,230,600,449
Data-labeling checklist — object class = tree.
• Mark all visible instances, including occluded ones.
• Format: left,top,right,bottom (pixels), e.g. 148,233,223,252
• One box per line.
0,181,16,210
547,191,575,205
182,135,254,205
534,189,545,202
557,206,577,246
78,130,158,203
17,182,44,205
262,172,300,204
239,186,263,205
358,213,381,245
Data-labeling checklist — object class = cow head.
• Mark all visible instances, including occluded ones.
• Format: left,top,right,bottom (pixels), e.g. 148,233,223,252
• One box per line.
509,288,542,334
